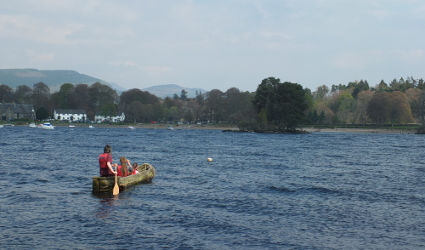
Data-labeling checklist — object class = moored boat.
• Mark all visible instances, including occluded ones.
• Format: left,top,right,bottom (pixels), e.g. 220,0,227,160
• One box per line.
29,123,37,128
38,122,55,129
92,163,155,193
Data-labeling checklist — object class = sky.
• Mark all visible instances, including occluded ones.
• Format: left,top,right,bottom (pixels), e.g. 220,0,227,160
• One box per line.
1,0,424,93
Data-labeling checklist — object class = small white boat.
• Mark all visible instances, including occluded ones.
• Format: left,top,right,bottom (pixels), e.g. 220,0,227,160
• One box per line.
129,126,135,129
38,123,55,130
0,125,3,128
167,126,174,130
69,125,76,128
29,123,37,128
89,125,94,129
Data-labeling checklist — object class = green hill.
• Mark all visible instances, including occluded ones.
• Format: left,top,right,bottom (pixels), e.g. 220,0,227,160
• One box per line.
0,68,124,91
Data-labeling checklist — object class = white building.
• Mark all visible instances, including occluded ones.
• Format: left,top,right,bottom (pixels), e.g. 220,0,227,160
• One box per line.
95,112,125,123
54,109,87,122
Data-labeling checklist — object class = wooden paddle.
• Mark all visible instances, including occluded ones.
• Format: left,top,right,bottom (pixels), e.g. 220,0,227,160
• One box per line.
112,173,119,195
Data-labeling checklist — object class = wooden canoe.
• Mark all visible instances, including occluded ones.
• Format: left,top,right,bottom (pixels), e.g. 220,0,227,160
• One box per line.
92,163,156,193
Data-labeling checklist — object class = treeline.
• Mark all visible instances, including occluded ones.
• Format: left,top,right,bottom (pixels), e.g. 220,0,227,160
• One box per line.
1,75,424,131
309,76,425,126
0,81,257,127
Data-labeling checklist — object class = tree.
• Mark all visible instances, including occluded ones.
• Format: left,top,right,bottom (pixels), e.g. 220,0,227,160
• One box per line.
57,83,75,109
389,78,400,91
338,96,354,124
406,88,425,124
275,82,308,131
0,84,14,103
354,91,374,125
180,90,188,101
89,82,119,113
164,106,180,122
205,89,225,123
318,110,326,124
100,102,117,120
126,101,143,123
253,77,307,131
31,82,51,115
36,107,49,120
387,91,414,125
224,87,255,124
186,99,203,123
72,84,92,118
14,85,33,104
308,110,319,124
253,77,280,123
367,92,390,125
315,102,334,124
375,80,389,92
313,85,329,102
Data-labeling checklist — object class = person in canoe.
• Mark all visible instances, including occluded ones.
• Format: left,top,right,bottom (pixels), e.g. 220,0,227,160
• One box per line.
98,145,117,177
130,162,139,175
116,156,132,177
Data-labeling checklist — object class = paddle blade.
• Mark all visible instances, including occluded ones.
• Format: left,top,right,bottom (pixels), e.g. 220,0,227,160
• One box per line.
113,184,119,195
113,175,119,195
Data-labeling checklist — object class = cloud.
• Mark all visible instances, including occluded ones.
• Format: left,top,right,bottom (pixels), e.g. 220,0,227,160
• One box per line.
0,15,82,45
1,0,425,92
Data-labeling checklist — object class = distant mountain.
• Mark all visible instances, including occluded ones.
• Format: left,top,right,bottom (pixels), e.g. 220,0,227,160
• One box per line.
0,69,208,98
0,68,125,92
142,84,208,98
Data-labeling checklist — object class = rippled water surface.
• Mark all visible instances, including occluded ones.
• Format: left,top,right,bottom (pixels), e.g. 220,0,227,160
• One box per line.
1,126,425,249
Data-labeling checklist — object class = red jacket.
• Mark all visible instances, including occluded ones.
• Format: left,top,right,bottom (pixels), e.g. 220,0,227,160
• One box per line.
117,165,129,177
99,153,113,176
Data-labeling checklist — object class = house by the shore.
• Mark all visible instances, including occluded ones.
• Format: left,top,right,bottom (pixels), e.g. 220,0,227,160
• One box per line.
95,112,125,123
53,109,87,122
0,103,36,121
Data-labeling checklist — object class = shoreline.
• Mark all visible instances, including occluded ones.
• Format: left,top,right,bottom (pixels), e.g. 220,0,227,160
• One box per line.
3,122,419,134
301,127,417,134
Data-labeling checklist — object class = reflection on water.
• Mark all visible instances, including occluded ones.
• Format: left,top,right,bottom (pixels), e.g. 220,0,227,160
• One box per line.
93,193,118,219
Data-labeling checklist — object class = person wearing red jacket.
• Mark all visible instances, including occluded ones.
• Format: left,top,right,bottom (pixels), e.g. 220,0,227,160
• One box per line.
117,156,131,177
98,145,117,177
130,162,139,175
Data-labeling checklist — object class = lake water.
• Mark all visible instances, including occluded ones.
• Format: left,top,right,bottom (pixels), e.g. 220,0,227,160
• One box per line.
0,126,424,249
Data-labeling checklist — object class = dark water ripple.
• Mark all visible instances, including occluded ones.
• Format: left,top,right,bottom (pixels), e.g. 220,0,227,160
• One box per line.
1,126,425,249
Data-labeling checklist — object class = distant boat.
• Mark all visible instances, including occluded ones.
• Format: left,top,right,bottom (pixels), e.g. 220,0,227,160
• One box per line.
29,123,37,128
0,125,3,128
167,126,174,130
69,125,76,128
89,125,94,129
129,126,135,129
4,124,14,127
38,123,54,130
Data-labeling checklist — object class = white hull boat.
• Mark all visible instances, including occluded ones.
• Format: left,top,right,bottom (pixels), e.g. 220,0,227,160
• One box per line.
38,123,55,129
